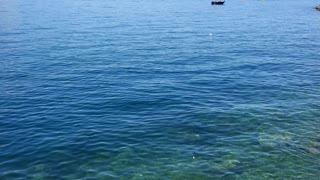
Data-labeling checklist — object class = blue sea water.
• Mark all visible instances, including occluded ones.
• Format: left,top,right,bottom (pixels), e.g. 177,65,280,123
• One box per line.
1,0,320,179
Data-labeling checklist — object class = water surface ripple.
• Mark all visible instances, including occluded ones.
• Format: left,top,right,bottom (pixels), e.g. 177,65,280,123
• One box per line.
1,0,320,179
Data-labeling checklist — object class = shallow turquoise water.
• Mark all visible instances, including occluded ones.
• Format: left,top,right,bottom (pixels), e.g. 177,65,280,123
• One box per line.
0,0,320,179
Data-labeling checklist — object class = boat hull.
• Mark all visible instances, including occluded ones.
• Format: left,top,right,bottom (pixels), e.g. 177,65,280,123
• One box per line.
211,1,225,5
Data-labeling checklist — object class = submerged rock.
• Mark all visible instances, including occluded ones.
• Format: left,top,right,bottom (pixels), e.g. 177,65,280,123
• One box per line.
305,138,320,155
306,147,320,155
221,159,241,169
309,141,320,148
258,133,292,148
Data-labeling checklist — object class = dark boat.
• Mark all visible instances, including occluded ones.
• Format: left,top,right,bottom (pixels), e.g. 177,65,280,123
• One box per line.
211,1,225,5
316,5,320,11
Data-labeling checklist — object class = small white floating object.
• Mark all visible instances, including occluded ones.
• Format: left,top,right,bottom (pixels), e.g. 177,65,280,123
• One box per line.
209,33,212,36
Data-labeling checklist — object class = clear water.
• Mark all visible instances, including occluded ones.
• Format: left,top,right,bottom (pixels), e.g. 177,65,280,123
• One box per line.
0,0,320,179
